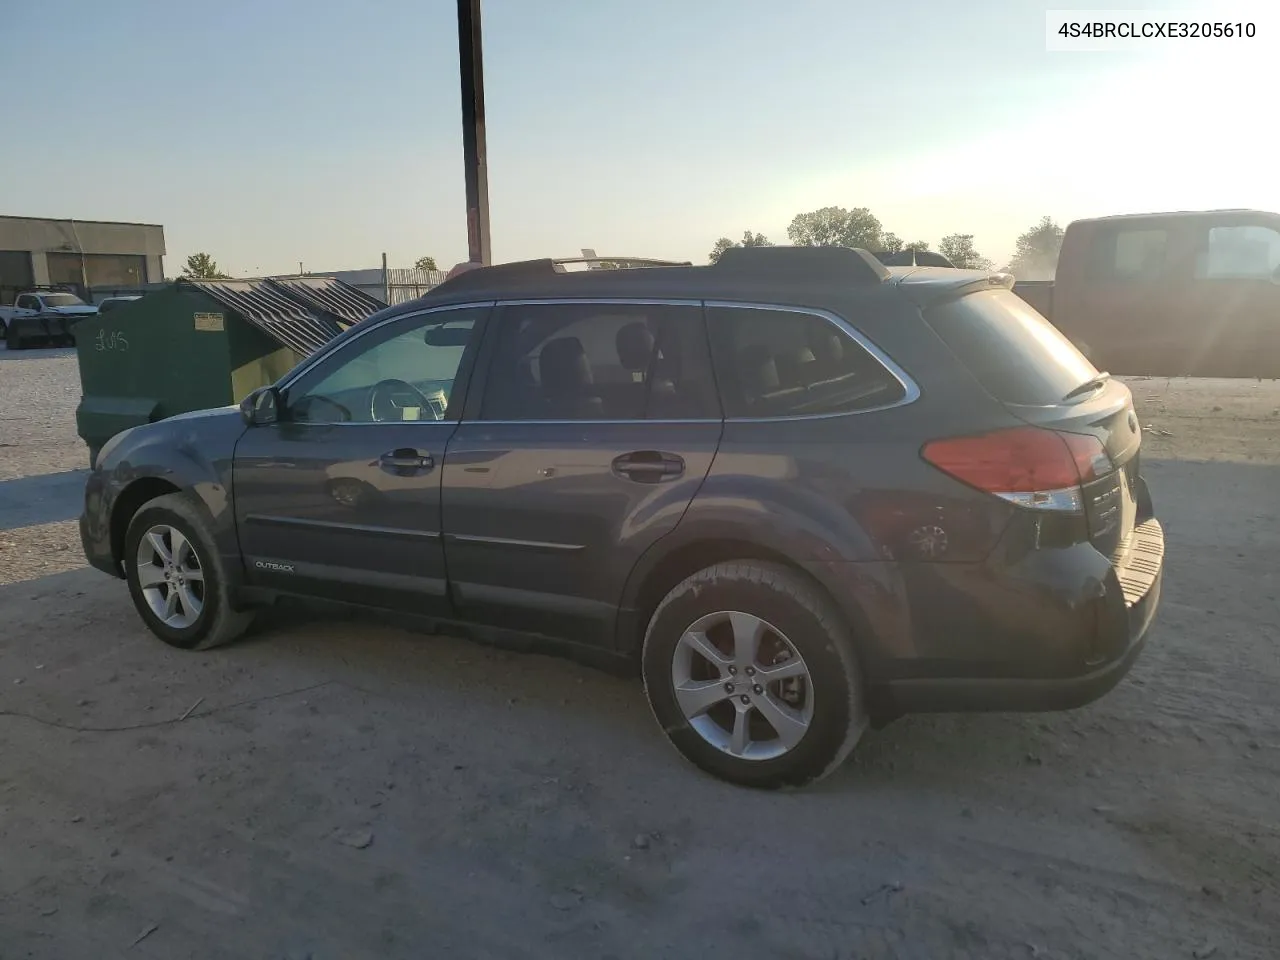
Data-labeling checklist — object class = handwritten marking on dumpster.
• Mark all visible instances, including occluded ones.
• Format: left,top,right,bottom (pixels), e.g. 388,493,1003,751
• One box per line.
194,312,225,332
95,329,129,352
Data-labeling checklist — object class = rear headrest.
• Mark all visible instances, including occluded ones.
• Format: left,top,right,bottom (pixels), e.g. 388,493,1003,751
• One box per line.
775,347,816,386
738,344,779,394
807,323,845,363
615,322,655,372
539,337,593,396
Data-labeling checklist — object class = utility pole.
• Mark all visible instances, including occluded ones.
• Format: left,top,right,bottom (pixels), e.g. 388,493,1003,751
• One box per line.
457,0,492,265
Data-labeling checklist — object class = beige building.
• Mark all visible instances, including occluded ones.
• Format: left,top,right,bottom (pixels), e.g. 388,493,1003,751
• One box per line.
0,215,166,301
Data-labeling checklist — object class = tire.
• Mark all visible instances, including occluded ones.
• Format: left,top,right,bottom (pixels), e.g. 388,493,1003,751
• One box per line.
6,327,22,350
123,492,255,650
641,561,866,789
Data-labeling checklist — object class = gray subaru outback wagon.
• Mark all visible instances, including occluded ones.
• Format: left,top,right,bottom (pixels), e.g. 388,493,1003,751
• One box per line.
80,247,1164,788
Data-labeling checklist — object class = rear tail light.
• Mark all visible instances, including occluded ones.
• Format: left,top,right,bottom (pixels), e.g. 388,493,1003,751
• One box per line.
921,426,1111,514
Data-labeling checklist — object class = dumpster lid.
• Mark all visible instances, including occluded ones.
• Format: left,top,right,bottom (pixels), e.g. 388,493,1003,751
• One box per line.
267,276,386,327
182,279,344,356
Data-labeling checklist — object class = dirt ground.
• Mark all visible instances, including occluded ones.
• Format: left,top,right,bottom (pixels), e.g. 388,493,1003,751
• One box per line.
1,347,1277,960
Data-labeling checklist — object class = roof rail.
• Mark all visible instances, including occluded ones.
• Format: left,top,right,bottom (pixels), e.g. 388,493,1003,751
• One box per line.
713,245,890,283
431,255,692,293
556,256,693,269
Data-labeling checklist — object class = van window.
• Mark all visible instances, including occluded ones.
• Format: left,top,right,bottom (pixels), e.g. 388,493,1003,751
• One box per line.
1196,225,1280,279
925,289,1099,406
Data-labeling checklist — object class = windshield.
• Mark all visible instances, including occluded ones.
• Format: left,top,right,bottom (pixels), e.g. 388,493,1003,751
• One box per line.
925,288,1099,405
42,293,87,307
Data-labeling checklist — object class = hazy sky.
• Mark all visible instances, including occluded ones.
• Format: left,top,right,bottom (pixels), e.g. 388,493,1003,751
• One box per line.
1,0,1272,276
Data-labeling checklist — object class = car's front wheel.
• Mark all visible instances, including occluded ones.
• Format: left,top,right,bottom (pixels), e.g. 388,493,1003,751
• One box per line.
123,493,255,650
642,561,867,789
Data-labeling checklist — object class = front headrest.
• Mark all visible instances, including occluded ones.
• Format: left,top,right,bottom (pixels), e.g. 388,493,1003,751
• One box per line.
539,337,593,396
615,322,655,372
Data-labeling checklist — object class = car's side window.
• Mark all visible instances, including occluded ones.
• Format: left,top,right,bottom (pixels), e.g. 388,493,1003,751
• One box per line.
480,301,720,421
705,305,906,419
1111,229,1169,280
283,306,487,424
1195,225,1280,280
16,295,35,311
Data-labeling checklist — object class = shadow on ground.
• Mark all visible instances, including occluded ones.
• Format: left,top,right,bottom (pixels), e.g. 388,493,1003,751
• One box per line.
0,469,89,530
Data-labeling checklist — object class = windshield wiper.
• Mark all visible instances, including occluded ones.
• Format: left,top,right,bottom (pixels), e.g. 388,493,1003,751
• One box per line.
1062,371,1111,402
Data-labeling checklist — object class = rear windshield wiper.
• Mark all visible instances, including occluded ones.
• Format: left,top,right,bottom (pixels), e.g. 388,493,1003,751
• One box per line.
1061,371,1111,402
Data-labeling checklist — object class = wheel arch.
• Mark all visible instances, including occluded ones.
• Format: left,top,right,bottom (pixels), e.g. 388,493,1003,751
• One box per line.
110,477,182,567
617,523,876,663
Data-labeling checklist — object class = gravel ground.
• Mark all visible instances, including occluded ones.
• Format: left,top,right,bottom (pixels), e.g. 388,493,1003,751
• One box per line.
1,348,1278,959
0,346,86,585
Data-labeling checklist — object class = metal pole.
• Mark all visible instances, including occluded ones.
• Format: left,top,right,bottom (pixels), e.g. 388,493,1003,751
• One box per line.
381,251,390,304
457,0,492,265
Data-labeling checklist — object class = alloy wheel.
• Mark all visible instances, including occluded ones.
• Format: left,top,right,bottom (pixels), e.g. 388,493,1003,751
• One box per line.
670,610,815,761
134,524,205,629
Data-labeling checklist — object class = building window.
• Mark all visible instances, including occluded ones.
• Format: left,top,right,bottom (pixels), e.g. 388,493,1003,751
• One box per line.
47,252,148,288
1196,225,1280,280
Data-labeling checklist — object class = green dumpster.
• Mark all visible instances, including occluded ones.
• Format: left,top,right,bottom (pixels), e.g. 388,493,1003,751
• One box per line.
74,277,385,464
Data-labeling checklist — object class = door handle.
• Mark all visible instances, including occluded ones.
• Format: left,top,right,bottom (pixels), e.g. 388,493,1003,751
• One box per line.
612,451,685,483
380,448,434,470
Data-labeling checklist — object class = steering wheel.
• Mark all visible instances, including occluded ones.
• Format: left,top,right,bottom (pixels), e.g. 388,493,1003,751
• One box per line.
369,378,435,422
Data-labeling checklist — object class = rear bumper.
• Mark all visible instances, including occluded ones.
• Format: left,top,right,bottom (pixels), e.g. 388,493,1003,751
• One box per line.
885,517,1165,713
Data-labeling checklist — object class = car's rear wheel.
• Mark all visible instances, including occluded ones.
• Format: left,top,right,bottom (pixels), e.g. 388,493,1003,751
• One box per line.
641,561,866,789
123,493,255,650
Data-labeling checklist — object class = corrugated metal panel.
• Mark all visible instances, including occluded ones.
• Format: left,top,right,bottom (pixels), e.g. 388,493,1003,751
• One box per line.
185,279,342,356
267,276,386,326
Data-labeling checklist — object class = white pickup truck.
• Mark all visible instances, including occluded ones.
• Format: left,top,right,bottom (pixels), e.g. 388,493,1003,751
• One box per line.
1,289,98,348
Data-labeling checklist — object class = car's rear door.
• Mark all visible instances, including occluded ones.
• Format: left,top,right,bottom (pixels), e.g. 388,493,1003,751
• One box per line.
1065,220,1185,374
232,303,490,616
440,299,723,648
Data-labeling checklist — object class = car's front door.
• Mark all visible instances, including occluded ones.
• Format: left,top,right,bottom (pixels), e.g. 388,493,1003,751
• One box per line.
233,303,490,615
441,299,723,647
1182,217,1280,378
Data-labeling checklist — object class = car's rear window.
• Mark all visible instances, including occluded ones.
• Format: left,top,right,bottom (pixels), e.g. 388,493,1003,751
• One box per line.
924,288,1098,405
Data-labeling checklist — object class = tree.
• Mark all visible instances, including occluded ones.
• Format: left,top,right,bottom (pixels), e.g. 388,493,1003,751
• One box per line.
880,233,903,255
903,240,931,253
708,229,774,264
1005,216,1065,279
181,252,230,279
786,206,882,250
938,234,993,270
413,256,438,272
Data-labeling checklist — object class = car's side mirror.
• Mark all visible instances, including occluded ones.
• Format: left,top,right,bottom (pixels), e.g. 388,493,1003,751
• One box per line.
240,386,280,426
